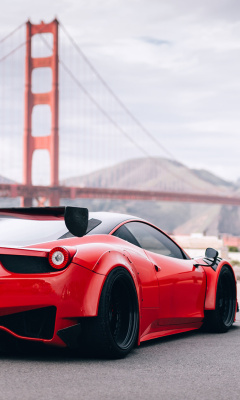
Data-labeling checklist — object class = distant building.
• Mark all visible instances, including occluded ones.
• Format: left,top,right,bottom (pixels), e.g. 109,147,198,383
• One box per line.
171,233,227,259
222,234,240,251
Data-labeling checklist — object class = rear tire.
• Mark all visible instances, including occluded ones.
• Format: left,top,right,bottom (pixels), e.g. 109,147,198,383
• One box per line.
79,267,139,358
204,266,236,332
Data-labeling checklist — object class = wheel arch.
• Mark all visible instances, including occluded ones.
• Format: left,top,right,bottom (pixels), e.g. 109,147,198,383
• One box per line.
93,250,142,344
203,261,237,310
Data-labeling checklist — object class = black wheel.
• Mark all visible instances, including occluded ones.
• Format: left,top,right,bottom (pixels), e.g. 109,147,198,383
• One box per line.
205,266,236,333
79,268,139,358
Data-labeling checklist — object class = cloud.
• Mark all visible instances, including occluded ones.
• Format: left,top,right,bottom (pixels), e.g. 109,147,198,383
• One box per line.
140,37,171,47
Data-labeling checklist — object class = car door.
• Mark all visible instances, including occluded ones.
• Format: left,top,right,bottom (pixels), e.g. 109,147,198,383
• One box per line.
112,222,159,308
122,221,207,327
112,223,160,337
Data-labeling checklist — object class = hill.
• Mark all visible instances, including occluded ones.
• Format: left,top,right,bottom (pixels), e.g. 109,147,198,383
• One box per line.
0,160,239,235
0,175,15,184
64,157,235,194
62,157,240,236
0,175,19,207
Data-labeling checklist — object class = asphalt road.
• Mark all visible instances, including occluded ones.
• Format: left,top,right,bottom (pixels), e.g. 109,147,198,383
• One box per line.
0,287,240,400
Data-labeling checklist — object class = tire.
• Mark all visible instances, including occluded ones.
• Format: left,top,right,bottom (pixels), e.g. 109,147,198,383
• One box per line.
204,266,236,333
79,267,139,359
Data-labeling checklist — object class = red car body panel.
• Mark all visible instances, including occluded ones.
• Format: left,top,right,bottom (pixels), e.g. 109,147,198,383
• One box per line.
0,257,106,346
0,209,237,349
201,260,237,311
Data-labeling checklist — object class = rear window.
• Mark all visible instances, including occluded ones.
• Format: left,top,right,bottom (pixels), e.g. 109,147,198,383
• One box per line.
0,217,102,247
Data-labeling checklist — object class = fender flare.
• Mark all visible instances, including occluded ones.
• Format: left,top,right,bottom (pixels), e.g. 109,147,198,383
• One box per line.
203,261,236,310
93,250,142,344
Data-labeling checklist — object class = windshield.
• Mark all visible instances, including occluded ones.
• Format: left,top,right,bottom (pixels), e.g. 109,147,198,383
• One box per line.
0,216,102,247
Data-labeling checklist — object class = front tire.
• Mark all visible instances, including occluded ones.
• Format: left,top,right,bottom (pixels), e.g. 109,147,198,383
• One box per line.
205,266,236,332
80,267,139,358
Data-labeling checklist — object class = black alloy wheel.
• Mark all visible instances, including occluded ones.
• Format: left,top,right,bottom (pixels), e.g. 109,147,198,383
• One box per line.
80,267,139,358
108,272,137,350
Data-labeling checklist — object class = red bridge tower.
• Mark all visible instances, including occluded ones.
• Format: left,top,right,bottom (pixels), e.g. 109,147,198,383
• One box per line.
22,19,59,206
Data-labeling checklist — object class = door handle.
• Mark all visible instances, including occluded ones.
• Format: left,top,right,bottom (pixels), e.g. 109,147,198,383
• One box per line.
154,265,161,272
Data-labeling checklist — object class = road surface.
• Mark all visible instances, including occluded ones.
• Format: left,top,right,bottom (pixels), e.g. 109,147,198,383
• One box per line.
0,285,239,400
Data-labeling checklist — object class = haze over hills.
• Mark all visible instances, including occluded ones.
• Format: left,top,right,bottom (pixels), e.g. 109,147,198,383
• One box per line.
0,158,239,235
64,157,236,194
62,157,240,236
0,175,19,207
0,175,15,184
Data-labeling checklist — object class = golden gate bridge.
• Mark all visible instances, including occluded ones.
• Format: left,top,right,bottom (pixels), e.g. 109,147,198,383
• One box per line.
0,19,240,207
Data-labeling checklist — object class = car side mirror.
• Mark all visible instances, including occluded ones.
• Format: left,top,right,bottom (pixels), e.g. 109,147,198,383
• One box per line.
205,247,218,260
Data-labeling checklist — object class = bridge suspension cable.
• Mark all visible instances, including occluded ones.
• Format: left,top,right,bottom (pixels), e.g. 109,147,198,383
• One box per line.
0,41,26,63
0,22,25,44
0,20,226,196
0,22,53,63
38,33,201,191
40,27,212,193
38,33,158,157
59,22,177,162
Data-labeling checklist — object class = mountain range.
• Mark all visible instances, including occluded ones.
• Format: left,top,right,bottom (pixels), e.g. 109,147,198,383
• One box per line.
62,157,240,236
64,157,236,194
0,175,15,184
1,158,240,235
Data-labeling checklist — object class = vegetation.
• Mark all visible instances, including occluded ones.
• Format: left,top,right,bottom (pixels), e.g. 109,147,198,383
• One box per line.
228,246,239,252
230,260,240,266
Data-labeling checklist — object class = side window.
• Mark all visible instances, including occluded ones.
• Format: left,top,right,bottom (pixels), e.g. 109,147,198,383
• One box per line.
113,224,141,247
125,222,186,259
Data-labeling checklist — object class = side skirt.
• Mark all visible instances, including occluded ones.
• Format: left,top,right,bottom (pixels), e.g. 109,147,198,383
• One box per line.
140,322,202,343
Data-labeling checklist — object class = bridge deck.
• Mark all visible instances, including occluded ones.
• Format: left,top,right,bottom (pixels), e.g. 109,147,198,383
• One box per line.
1,184,240,206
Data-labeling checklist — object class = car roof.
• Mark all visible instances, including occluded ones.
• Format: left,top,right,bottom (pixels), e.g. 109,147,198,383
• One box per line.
88,211,144,235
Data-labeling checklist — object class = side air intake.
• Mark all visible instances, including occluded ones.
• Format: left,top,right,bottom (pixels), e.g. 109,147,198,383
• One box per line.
0,306,56,339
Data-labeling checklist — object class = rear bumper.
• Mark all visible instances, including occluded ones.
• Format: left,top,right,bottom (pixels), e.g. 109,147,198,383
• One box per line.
0,262,106,346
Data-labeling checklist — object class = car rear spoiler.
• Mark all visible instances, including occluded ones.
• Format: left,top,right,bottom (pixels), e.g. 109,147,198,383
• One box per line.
0,206,89,237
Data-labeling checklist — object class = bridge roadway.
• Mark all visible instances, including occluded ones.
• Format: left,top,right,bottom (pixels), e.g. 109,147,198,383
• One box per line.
1,183,240,205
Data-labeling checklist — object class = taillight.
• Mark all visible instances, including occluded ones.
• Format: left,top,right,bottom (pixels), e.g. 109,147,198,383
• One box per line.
48,247,71,270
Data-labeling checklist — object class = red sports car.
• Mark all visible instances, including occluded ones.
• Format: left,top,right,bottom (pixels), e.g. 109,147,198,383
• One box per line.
0,207,237,358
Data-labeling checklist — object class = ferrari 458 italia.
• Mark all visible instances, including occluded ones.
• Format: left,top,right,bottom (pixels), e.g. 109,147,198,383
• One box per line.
0,207,237,358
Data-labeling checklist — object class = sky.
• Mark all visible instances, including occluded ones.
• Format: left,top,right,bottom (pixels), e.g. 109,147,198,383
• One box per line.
0,0,240,183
